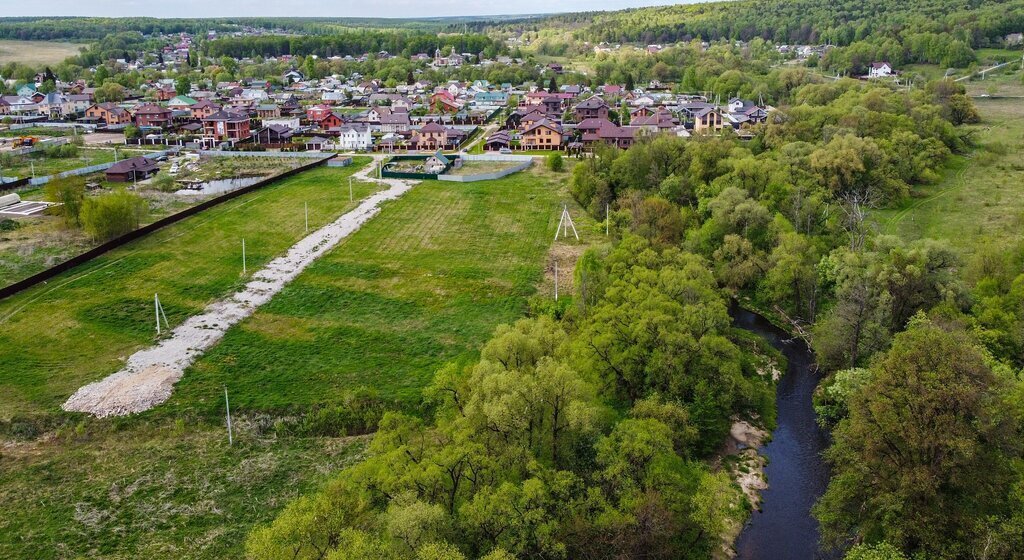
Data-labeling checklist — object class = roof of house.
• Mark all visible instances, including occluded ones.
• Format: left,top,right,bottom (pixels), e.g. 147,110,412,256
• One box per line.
575,96,609,110
134,103,172,116
203,110,250,123
523,119,563,135
107,156,158,175
419,122,447,133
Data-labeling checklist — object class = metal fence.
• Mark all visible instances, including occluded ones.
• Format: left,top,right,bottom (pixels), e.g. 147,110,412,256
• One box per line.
197,150,333,158
0,154,334,301
28,148,181,186
437,154,534,183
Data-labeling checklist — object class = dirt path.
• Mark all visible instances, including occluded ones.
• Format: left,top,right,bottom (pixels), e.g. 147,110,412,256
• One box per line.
63,160,415,417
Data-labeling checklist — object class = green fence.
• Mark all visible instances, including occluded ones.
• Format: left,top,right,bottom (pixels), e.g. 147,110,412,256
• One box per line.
380,155,453,180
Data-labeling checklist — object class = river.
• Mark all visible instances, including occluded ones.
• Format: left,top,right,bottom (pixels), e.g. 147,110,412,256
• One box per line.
732,307,839,560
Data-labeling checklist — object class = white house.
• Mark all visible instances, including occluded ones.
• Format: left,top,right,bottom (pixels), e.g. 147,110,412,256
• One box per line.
868,62,894,79
335,124,373,151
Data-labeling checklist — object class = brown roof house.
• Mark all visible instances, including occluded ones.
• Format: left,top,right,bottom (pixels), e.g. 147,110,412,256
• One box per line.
85,102,132,126
133,103,173,128
106,156,159,182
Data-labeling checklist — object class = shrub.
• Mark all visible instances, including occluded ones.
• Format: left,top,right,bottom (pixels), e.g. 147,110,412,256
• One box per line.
0,218,19,232
80,188,148,241
546,152,564,172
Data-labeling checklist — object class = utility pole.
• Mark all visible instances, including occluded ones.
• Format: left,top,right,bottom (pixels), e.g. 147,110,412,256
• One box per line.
304,202,309,232
154,293,169,335
224,386,233,446
554,260,558,300
605,203,609,236
242,238,246,275
349,176,353,202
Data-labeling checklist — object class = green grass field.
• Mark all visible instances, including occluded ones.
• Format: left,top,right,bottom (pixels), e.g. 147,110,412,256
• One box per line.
873,72,1024,253
0,160,378,418
165,167,565,418
1,147,152,179
0,162,576,559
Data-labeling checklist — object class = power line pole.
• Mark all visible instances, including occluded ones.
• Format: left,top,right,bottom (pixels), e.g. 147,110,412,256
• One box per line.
349,176,353,202
224,386,233,446
605,203,609,236
554,260,559,301
304,202,309,232
242,238,246,275
154,293,169,335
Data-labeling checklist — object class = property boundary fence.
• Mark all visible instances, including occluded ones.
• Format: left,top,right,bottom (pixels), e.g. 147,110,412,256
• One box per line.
381,154,453,180
438,154,533,182
0,154,335,301
197,150,330,159
28,148,182,186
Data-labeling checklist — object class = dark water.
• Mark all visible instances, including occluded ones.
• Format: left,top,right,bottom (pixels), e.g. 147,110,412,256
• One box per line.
732,307,838,560
175,176,263,196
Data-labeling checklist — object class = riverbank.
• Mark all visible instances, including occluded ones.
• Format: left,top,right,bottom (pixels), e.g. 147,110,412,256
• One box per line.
731,306,837,560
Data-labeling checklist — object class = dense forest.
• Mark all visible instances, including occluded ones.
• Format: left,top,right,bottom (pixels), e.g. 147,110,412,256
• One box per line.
526,0,1024,47
0,15,532,41
200,31,506,60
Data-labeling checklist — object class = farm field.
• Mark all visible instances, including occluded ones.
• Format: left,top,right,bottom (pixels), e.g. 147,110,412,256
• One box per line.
874,72,1024,253
0,160,378,418
0,162,581,559
0,39,85,65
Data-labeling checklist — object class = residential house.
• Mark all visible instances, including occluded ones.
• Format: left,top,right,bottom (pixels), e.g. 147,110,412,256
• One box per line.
133,103,173,128
106,156,159,182
251,124,294,147
167,95,197,111
573,96,610,121
85,102,132,126
202,110,252,143
317,112,345,131
335,124,373,151
306,103,334,122
867,62,894,79
256,103,281,119
190,99,221,120
380,111,412,133
521,119,563,149
692,106,725,133
411,122,448,151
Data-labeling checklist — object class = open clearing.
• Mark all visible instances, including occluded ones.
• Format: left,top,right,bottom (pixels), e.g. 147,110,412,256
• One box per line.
164,166,567,418
0,163,580,559
0,39,85,65
0,160,378,418
874,71,1024,253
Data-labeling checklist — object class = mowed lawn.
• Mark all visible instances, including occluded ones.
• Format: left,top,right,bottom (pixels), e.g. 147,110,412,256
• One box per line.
0,160,378,418
874,77,1024,253
166,167,563,417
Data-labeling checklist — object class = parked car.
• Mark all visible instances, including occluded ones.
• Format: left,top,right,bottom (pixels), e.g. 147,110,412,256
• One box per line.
499,147,512,154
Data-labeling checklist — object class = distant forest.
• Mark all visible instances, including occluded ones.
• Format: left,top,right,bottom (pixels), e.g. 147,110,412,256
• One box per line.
475,0,1024,48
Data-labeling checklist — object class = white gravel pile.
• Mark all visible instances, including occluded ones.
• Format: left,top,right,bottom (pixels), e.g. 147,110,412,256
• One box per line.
63,164,414,417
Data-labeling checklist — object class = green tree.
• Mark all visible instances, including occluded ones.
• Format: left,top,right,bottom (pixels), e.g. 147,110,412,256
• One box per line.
44,178,85,227
80,189,147,241
174,75,191,95
815,318,1021,558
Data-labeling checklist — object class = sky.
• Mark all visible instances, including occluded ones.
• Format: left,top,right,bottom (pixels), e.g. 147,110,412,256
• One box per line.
5,0,694,18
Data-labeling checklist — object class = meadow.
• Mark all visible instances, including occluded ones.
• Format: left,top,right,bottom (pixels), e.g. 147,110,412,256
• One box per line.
0,161,580,559
874,71,1024,253
0,160,378,418
0,39,85,65
165,166,567,417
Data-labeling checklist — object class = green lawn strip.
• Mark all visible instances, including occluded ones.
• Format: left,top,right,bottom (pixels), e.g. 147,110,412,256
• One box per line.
0,159,376,418
0,424,367,559
162,170,562,418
